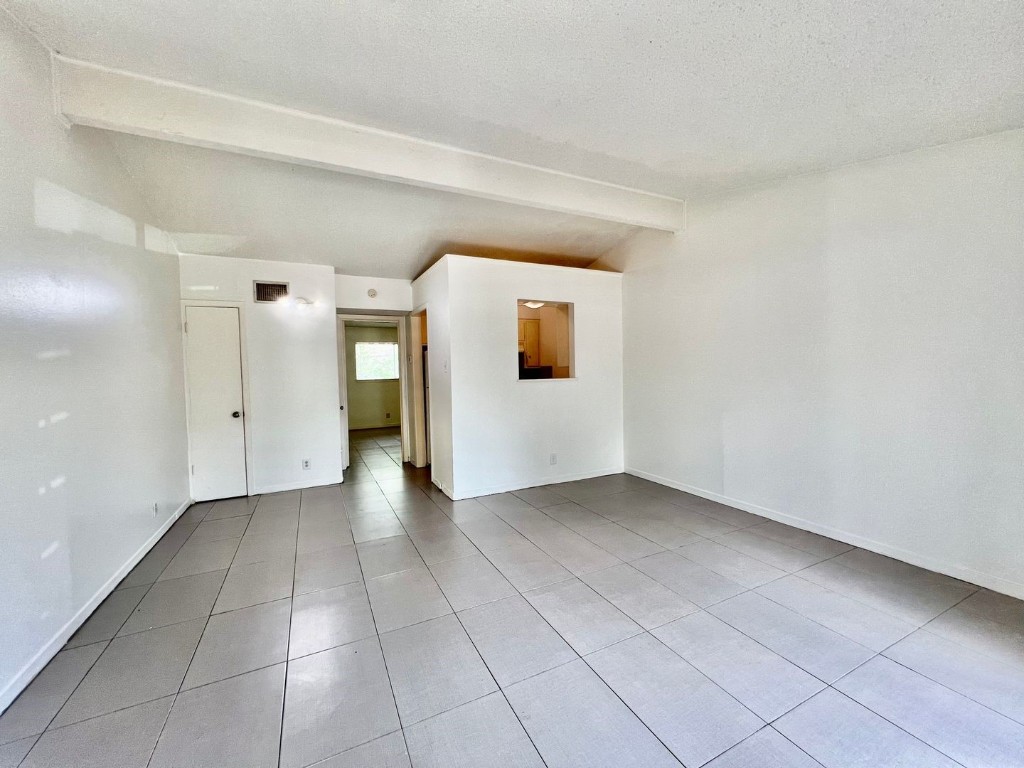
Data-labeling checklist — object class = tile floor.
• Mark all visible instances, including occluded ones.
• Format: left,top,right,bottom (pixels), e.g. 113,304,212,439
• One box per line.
2,426,1023,767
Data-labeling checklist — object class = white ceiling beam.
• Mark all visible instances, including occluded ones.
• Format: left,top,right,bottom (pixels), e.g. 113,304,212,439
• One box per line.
53,55,686,232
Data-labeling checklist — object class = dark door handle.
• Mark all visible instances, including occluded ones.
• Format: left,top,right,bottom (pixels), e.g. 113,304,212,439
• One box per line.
232,411,241,418
340,405,344,410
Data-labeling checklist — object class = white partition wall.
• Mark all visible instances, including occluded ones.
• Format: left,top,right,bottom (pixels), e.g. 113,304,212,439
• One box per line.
414,256,624,499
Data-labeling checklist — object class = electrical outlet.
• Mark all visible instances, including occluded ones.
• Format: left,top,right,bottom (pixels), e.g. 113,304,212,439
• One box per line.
549,453,557,465
302,459,311,470
152,502,159,515
385,411,391,419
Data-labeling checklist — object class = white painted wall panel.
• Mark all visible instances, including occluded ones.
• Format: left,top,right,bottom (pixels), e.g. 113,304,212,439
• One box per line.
439,256,624,498
609,130,1024,597
335,273,412,312
179,253,343,493
0,11,189,711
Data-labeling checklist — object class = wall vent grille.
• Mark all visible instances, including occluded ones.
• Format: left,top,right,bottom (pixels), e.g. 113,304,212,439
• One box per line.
254,281,289,303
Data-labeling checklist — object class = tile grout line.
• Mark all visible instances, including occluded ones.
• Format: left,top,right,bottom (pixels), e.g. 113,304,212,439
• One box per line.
275,489,305,768
11,501,214,761
145,494,259,768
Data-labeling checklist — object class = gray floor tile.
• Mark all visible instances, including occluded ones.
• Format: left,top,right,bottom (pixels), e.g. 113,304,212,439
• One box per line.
280,638,400,768
429,554,516,611
182,599,291,689
380,614,497,725
408,524,479,565
294,543,362,594
118,537,185,589
578,522,665,561
924,605,1024,668
157,537,240,581
714,530,826,572
512,486,569,508
21,697,172,768
0,643,105,744
351,514,407,544
405,692,543,768
524,579,642,655
542,502,611,532
117,569,225,636
632,551,747,607
478,493,535,515
150,665,285,768
661,506,738,538
0,736,35,768
206,496,258,520
582,563,698,630
616,516,705,549
190,516,250,542
756,575,917,652
392,504,451,533
774,688,959,768
233,531,297,566
357,536,424,579
705,727,823,768
677,540,787,588
709,592,874,682
289,582,376,658
799,559,975,625
458,595,577,687
673,497,765,530
213,557,294,614
743,521,852,559
456,517,528,552
527,527,622,576
485,541,573,591
51,619,205,727
65,586,148,648
835,656,1024,768
365,566,452,633
313,732,410,768
653,612,823,721
884,629,1024,723
587,633,763,766
957,589,1024,630
247,513,299,541
505,659,681,768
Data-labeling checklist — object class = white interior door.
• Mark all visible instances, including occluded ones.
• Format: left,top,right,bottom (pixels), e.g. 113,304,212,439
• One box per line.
337,316,350,469
185,306,248,500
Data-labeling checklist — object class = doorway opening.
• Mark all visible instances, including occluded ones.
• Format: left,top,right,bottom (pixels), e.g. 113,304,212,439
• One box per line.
336,314,410,472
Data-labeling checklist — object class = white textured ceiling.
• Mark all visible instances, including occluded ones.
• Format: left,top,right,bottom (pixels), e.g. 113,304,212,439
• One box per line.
103,131,638,278
9,0,1024,198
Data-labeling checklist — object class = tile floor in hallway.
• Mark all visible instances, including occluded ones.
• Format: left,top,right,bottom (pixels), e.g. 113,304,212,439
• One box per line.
2,427,1023,767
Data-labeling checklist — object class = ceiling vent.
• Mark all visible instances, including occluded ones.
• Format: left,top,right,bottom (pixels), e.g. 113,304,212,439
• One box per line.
253,281,289,303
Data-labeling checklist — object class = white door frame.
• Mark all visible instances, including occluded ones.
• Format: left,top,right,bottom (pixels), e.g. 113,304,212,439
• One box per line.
336,316,350,470
336,313,411,463
407,307,429,468
180,300,255,499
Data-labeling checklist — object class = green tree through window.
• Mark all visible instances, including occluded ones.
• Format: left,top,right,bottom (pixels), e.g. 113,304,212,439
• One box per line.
355,342,400,380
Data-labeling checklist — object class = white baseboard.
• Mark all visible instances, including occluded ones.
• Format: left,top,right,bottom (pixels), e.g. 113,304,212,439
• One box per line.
453,466,625,500
626,467,1024,601
0,498,193,714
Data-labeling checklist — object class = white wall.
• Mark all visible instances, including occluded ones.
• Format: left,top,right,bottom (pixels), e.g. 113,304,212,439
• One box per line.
345,325,402,429
0,11,190,711
420,256,624,499
605,129,1024,598
180,254,343,492
411,259,455,494
335,273,412,312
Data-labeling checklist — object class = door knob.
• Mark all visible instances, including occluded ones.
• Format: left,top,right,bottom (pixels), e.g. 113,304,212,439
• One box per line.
231,411,241,418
